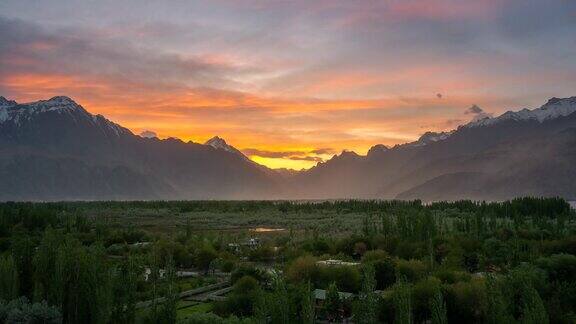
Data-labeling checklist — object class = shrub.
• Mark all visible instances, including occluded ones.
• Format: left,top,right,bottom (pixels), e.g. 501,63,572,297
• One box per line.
444,278,487,323
231,265,267,284
195,245,219,272
322,266,361,293
361,249,389,263
372,258,397,290
179,313,257,324
0,297,61,324
233,276,260,295
432,269,471,284
411,277,442,322
248,245,275,262
286,256,320,284
396,259,427,283
536,254,576,283
213,276,261,318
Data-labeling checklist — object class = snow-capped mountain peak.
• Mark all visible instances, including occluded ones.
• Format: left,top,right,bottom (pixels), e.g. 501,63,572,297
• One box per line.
25,96,87,113
465,96,576,128
0,96,17,108
206,135,250,155
534,97,576,120
205,136,233,151
0,95,91,126
204,136,252,161
0,95,131,137
407,131,454,147
0,97,17,123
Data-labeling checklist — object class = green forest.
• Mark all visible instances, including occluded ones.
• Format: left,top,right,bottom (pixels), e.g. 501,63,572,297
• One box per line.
1,198,575,323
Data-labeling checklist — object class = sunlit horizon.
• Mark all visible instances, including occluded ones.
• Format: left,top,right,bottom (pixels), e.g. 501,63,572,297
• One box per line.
1,0,575,169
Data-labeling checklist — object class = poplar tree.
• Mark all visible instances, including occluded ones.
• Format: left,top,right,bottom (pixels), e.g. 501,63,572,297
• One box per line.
32,227,62,304
430,288,447,324
301,282,315,324
269,278,290,324
394,279,412,324
0,254,19,301
110,257,139,324
355,265,378,324
324,282,341,322
10,235,35,298
520,283,548,324
54,239,112,323
485,275,512,324
160,254,178,324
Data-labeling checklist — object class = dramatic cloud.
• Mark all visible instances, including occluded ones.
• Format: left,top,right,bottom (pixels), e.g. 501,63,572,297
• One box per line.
1,0,575,169
465,104,493,121
289,156,324,162
139,130,157,138
310,148,337,155
0,17,265,93
242,149,303,159
242,148,331,164
465,105,483,114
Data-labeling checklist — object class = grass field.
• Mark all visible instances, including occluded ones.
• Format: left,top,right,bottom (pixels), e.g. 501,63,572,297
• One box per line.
176,301,213,320
93,206,368,238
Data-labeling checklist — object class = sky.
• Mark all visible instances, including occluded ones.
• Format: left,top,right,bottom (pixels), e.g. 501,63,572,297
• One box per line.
1,0,576,169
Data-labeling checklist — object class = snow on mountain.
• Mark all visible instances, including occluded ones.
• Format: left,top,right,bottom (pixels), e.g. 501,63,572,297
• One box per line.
0,95,131,137
466,96,576,128
0,96,17,123
204,136,251,161
0,108,9,123
406,131,455,147
205,136,235,152
0,96,89,125
25,96,85,113
0,96,17,108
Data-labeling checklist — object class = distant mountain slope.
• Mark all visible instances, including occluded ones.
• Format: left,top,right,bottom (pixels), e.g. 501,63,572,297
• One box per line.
0,96,281,200
291,97,576,201
2,95,576,201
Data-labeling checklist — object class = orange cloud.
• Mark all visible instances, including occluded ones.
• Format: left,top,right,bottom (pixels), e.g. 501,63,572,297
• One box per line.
0,69,506,169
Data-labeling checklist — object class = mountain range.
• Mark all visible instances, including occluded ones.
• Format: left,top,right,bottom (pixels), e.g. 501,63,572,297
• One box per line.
1,95,576,201
0,96,280,200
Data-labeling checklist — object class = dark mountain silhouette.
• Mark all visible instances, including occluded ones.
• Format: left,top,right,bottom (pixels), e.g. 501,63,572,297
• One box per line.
1,95,576,201
291,97,576,201
0,96,280,200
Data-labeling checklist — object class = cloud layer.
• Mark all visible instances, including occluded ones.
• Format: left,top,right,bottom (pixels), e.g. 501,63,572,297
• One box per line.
1,0,576,169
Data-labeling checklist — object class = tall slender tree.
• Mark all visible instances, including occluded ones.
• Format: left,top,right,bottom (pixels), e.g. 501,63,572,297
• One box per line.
520,282,548,324
485,275,512,324
32,227,62,304
324,282,341,322
110,257,139,324
301,282,315,324
10,235,35,298
54,239,112,323
268,278,291,324
394,279,412,324
354,265,378,324
160,254,178,324
0,254,19,301
430,287,447,324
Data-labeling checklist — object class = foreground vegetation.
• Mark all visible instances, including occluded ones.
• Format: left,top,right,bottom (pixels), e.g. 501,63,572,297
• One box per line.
1,198,575,323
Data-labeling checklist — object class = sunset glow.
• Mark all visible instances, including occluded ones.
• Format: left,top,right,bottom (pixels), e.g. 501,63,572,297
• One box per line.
1,0,576,169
